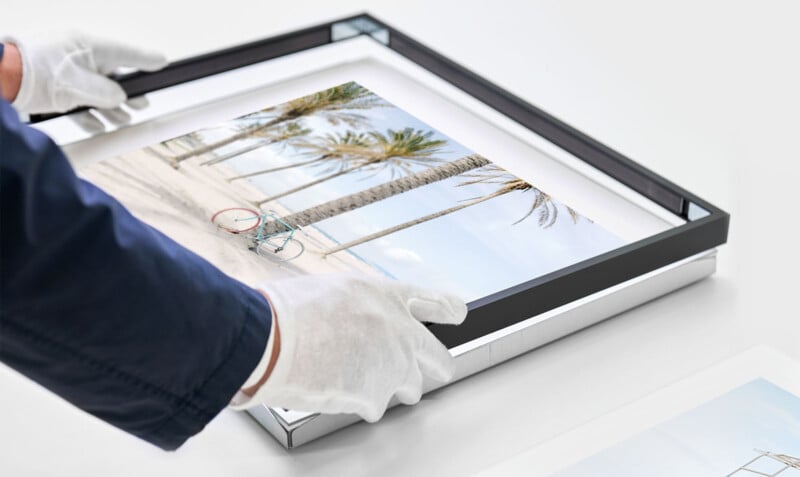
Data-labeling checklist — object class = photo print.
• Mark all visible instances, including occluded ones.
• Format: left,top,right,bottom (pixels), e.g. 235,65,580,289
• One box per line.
553,379,800,477
80,82,624,302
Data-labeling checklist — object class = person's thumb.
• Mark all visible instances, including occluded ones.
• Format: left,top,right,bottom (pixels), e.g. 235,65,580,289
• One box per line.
89,37,168,74
407,292,467,325
63,73,126,110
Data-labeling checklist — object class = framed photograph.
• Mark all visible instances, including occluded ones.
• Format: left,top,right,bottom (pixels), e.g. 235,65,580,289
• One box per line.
33,14,729,448
477,347,800,476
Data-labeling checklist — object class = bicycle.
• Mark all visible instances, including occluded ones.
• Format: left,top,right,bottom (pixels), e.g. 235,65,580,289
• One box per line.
211,208,305,261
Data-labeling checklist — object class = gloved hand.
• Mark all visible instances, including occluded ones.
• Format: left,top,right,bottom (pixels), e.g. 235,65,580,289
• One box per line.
8,33,167,114
237,274,467,422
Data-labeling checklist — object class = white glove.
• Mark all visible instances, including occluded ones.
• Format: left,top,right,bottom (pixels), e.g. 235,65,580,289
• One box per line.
238,274,467,422
9,33,167,114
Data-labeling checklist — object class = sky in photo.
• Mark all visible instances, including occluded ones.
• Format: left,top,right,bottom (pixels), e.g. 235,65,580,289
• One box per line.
553,379,800,477
193,83,625,302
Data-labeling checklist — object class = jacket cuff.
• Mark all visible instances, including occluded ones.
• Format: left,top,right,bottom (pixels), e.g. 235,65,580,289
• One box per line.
142,286,272,450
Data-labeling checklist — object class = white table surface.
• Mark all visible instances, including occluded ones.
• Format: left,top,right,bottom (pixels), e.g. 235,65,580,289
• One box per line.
2,1,798,476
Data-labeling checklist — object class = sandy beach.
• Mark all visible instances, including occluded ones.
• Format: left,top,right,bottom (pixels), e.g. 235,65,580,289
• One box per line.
77,143,382,288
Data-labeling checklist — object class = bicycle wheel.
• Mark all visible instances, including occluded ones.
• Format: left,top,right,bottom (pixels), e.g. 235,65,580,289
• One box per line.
256,236,305,261
211,208,261,233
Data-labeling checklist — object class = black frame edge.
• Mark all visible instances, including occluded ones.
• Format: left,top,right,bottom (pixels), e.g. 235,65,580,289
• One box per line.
27,14,365,123
431,211,729,347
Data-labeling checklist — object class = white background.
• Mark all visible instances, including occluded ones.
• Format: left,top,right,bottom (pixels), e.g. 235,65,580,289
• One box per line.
2,1,799,476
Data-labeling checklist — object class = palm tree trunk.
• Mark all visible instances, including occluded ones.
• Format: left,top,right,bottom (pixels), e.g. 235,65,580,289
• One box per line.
227,156,330,182
260,154,489,234
173,116,286,163
201,139,275,166
256,163,367,206
323,189,507,256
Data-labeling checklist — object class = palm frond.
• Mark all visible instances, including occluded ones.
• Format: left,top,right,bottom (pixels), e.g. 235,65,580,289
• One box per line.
512,190,544,225
452,163,573,227
278,82,387,125
537,201,558,228
567,207,580,224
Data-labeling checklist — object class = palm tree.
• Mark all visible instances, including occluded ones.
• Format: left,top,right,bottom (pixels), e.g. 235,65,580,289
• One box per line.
226,131,371,182
201,122,311,166
255,128,448,206
322,165,579,256
171,82,383,163
259,154,490,235
455,165,578,226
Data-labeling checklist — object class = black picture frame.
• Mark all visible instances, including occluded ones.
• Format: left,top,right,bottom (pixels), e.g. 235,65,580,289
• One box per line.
32,13,729,348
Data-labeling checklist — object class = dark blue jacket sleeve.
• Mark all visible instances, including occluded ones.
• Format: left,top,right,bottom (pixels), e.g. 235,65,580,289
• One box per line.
0,100,271,450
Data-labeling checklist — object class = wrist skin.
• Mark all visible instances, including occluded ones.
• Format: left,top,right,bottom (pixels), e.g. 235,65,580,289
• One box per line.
0,42,22,102
242,290,281,397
